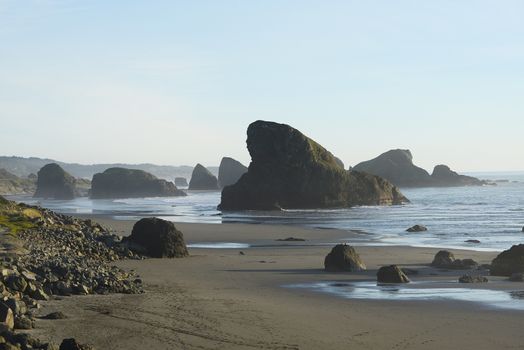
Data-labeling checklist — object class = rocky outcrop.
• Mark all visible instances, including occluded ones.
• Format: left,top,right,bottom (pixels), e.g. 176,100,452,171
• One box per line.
174,177,188,187
33,163,77,200
218,157,248,188
188,164,219,190
431,165,485,187
377,265,410,283
353,149,433,187
90,168,185,199
431,250,478,269
491,244,524,276
0,169,36,195
354,150,486,188
324,244,366,272
458,274,488,283
219,121,408,210
406,225,427,232
123,217,189,258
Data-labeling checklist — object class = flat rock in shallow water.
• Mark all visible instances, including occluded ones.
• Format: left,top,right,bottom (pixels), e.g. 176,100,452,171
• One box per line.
406,224,427,232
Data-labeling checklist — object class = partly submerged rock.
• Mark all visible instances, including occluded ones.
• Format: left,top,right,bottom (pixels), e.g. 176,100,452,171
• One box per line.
491,244,524,276
218,157,248,188
431,165,485,187
219,121,408,210
324,244,366,272
90,168,185,199
353,149,433,187
33,163,76,200
174,177,188,187
188,164,219,190
458,274,488,283
406,225,427,232
123,217,189,258
377,265,410,283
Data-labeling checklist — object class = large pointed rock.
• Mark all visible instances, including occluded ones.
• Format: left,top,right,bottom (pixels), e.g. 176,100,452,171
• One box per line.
188,164,219,190
491,244,524,276
219,121,407,210
324,244,366,272
33,163,77,199
123,217,189,258
90,168,185,199
218,157,248,188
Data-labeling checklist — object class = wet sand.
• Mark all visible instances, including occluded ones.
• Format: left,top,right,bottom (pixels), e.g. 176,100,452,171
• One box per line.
32,219,524,349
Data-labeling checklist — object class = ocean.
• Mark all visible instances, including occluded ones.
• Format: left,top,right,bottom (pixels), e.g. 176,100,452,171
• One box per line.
8,172,524,252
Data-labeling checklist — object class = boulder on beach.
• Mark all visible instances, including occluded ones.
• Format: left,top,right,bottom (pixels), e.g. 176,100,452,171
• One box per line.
90,168,186,199
431,250,478,269
33,163,77,200
377,265,410,283
431,165,485,187
219,121,408,210
491,244,524,276
123,217,189,258
458,274,488,283
406,225,427,232
0,302,14,332
188,164,219,190
324,244,366,272
218,157,248,188
174,177,188,187
353,149,433,187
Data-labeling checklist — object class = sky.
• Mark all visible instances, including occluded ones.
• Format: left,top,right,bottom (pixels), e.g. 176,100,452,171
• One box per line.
0,0,523,172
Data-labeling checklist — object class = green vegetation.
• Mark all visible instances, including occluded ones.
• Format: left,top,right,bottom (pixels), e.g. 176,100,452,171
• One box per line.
0,197,40,235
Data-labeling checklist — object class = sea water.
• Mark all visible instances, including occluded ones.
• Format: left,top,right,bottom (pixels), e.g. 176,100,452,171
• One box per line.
8,172,524,252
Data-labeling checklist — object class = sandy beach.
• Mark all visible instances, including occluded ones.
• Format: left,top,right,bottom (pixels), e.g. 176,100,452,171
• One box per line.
28,218,524,350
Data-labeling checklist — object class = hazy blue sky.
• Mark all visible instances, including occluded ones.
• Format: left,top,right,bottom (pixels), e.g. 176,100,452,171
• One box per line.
1,0,523,172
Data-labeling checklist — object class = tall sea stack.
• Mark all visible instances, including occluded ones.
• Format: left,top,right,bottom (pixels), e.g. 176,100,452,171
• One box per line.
33,163,77,200
219,121,408,210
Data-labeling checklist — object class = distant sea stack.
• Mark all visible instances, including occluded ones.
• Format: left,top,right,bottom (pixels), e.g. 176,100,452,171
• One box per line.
33,163,77,200
219,120,408,210
218,157,248,188
353,149,433,187
431,165,485,187
354,149,485,188
174,177,188,187
90,167,186,199
188,164,219,190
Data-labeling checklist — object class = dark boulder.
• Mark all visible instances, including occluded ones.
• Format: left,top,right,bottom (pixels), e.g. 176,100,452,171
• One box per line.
188,164,219,190
458,274,488,283
377,265,410,283
90,168,185,199
123,218,189,258
33,163,76,200
218,157,248,188
431,250,478,269
0,302,14,332
521,226,524,232
324,244,366,272
219,121,408,210
406,225,427,232
174,177,188,187
491,244,524,276
353,149,433,187
431,165,485,187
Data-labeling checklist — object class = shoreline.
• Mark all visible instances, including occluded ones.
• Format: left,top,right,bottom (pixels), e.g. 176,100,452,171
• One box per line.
32,215,524,350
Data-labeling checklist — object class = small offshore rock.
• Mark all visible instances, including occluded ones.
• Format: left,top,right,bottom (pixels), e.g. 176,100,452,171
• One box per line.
377,265,410,283
406,225,427,232
276,237,306,242
324,244,366,272
459,274,488,283
465,239,481,244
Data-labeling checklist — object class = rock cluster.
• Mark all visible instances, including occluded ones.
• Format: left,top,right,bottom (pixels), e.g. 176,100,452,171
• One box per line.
353,149,487,188
219,121,408,210
123,218,189,258
491,244,524,276
431,250,478,269
458,274,488,283
33,164,77,200
188,164,219,190
90,168,186,199
218,157,248,188
324,244,366,272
